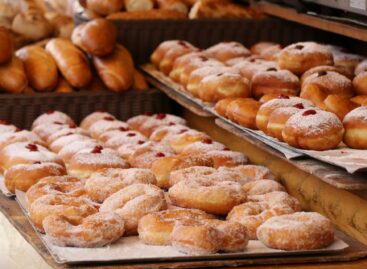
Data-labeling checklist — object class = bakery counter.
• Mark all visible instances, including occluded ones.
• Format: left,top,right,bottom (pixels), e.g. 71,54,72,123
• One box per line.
183,109,367,246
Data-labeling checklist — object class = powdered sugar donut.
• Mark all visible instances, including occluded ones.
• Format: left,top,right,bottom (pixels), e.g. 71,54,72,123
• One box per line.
257,212,334,250
179,139,227,155
33,122,77,141
85,168,157,202
103,131,147,150
219,165,275,180
0,130,45,151
248,191,301,212
98,127,132,143
233,58,277,80
46,127,89,146
167,130,211,153
242,180,285,195
343,106,367,149
43,212,125,247
117,140,147,160
32,110,74,129
205,150,248,168
88,117,129,139
169,166,216,187
80,111,116,130
0,120,18,134
100,183,167,234
204,42,251,62
149,124,190,142
137,113,187,137
58,139,101,163
49,134,90,153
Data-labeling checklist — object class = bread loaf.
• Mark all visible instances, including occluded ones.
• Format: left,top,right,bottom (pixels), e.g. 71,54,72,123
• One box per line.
156,0,188,14
124,0,154,12
0,27,13,64
0,56,28,93
86,0,124,16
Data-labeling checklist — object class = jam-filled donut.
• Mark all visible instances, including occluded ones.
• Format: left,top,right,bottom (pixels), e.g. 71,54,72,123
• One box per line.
49,134,90,153
100,183,167,234
250,41,282,61
205,150,248,168
117,140,148,160
204,42,251,62
58,139,100,163
353,71,367,95
0,120,18,134
88,117,129,139
80,111,116,130
167,129,211,153
149,124,190,142
98,127,131,143
151,40,191,67
43,212,125,247
257,212,334,250
0,130,45,151
102,130,147,150
323,94,358,120
282,109,344,150
85,168,157,202
31,110,74,129
179,139,226,155
4,163,66,194
343,106,367,149
46,127,89,146
233,58,277,80
32,122,77,141
277,42,333,75
331,51,364,76
251,69,300,99
169,166,217,187
214,97,239,117
301,65,353,84
224,98,261,129
218,165,275,180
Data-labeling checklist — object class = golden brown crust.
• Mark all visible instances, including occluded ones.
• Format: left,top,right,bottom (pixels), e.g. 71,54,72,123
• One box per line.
86,0,124,16
0,27,13,64
107,9,187,20
225,98,261,129
0,56,28,93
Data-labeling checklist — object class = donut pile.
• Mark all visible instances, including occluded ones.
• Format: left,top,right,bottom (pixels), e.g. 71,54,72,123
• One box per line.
0,111,334,252
150,40,367,150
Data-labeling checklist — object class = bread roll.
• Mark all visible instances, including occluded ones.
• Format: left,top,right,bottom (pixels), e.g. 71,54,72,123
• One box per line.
71,23,86,51
157,0,188,14
16,46,58,92
93,45,134,92
107,9,187,19
44,12,74,39
46,38,92,88
0,27,13,64
86,0,124,16
124,0,154,12
80,19,117,57
0,56,28,93
133,69,149,90
55,78,74,93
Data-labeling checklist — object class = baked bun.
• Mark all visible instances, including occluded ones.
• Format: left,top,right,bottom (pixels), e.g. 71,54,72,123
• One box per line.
0,56,28,93
282,109,344,150
323,94,358,120
124,0,154,11
86,0,124,16
277,42,333,75
204,42,251,62
250,41,282,61
343,106,367,149
54,78,74,93
0,27,13,64
93,45,134,92
133,69,149,90
251,69,300,99
353,71,367,95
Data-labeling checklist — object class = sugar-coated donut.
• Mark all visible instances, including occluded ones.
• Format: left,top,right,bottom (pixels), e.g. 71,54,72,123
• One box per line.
98,127,131,143
43,212,125,247
29,194,98,232
251,69,300,99
205,150,248,168
149,124,190,142
26,176,86,206
233,58,278,80
126,114,150,131
46,127,88,146
277,42,333,75
248,191,301,212
167,129,211,153
300,65,353,84
343,106,367,149
323,94,359,120
0,120,18,134
138,208,214,245
117,140,148,160
256,96,314,133
88,117,129,139
0,130,44,151
58,139,100,163
282,109,344,150
214,97,239,117
80,111,116,130
67,146,129,177
218,165,275,180
242,180,285,195
204,42,251,62
4,163,66,194
32,122,76,141
49,134,90,153
31,110,75,130
257,212,334,250
103,130,147,150
100,183,167,234
225,98,261,129
85,168,157,202
353,71,367,95
179,139,226,155
168,177,246,215
250,41,282,61
169,166,217,187
151,40,192,68
332,51,364,76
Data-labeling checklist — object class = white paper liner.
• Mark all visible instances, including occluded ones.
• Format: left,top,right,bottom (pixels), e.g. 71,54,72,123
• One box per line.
15,190,348,265
0,174,14,197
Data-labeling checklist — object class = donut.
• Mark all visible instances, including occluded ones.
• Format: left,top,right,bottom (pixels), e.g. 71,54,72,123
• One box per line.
224,98,261,129
197,72,251,103
151,154,214,189
67,146,129,177
227,201,295,239
343,106,367,149
300,65,353,84
257,212,334,250
259,94,279,103
29,194,98,232
126,113,151,131
100,183,167,234
168,177,246,215
355,59,367,75
301,71,354,97
353,71,367,95
205,150,249,168
214,97,239,117
242,180,285,195
58,139,100,163
49,134,90,153
151,40,190,67
0,142,64,172
138,208,214,245
103,131,147,150
43,212,125,247
169,52,206,82
4,163,66,194
46,127,89,146
88,118,129,139
98,127,131,143
332,51,364,75
128,141,175,169
117,140,148,160
149,124,190,142
0,130,45,151
323,94,359,120
350,95,367,106
282,109,344,150
179,139,226,155
218,165,275,180
85,168,157,202
31,110,74,129
166,130,211,153
80,111,116,130
251,69,300,99
204,42,251,62
256,96,314,133
26,176,86,206
277,42,333,75
299,83,328,108
32,122,77,141
266,105,305,141
0,120,18,134
248,191,302,212
233,58,277,80
169,166,217,187
250,41,282,61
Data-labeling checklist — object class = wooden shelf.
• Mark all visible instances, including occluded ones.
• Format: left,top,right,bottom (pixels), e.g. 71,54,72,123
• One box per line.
256,1,367,42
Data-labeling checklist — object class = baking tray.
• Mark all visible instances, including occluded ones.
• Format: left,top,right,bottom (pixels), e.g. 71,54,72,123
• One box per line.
15,190,349,265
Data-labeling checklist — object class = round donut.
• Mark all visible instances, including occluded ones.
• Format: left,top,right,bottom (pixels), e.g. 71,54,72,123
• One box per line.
98,127,130,143
149,124,190,142
242,180,285,195
355,59,367,75
29,194,98,232
88,118,129,139
256,96,314,133
282,109,344,150
205,150,248,168
46,127,89,146
26,176,86,206
32,110,74,130
169,52,206,82
247,191,302,212
214,97,239,117
168,177,246,215
323,94,359,120
0,120,18,134
251,69,300,99
250,41,282,61
103,131,147,150
0,130,45,151
117,140,147,160
277,42,333,75
350,95,367,106
179,139,226,155
257,212,334,250
151,40,191,68
126,113,151,131
166,130,211,153
169,166,217,187
343,106,367,149
49,134,90,153
204,42,251,62
43,212,125,247
4,163,66,194
225,98,261,129
32,122,77,141
80,111,116,130
233,58,277,80
227,201,295,239
85,168,157,202
100,183,167,234
301,65,353,84
332,51,364,76
353,71,367,95
58,139,100,163
138,208,214,245
218,165,275,180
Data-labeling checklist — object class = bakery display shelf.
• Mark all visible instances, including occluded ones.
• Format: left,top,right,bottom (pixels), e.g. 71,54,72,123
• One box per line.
255,1,367,42
141,64,213,117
